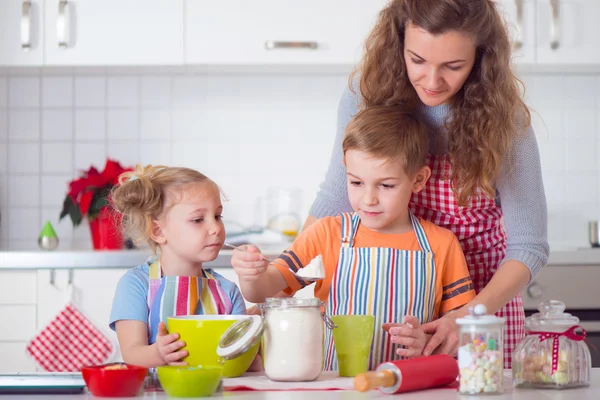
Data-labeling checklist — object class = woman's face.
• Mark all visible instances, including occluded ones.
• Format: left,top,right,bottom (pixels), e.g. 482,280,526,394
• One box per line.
404,22,476,107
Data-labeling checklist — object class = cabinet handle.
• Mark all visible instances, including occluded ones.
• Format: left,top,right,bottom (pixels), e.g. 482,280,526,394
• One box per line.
57,0,69,49
265,41,319,50
513,0,524,50
21,1,32,51
549,0,560,50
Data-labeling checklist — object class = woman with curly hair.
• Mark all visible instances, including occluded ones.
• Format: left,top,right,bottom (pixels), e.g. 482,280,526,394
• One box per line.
310,0,549,367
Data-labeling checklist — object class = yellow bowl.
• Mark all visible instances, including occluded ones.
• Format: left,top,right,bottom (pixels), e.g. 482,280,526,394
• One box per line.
157,365,222,398
167,315,260,378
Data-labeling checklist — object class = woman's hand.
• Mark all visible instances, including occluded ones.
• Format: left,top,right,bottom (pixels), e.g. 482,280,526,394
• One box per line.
383,316,428,358
230,244,269,280
421,316,459,356
155,322,188,365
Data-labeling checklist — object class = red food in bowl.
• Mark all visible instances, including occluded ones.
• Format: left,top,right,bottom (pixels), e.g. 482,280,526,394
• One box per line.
82,363,148,397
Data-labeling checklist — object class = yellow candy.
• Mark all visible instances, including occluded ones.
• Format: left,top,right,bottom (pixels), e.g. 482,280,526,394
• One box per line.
552,372,568,385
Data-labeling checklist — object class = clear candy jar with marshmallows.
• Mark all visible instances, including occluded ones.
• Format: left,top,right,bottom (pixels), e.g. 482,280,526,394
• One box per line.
512,300,591,389
456,304,505,395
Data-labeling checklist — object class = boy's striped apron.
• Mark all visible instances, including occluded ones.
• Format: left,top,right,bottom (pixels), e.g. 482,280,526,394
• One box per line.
146,260,232,344
324,212,437,371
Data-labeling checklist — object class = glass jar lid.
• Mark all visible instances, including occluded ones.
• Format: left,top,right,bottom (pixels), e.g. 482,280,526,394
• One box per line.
455,304,505,326
263,297,322,309
525,300,579,331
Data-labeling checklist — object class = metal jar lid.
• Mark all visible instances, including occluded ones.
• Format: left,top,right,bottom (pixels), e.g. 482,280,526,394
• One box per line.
216,315,264,360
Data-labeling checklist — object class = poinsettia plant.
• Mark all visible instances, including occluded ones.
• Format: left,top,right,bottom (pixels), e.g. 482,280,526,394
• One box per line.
60,159,133,227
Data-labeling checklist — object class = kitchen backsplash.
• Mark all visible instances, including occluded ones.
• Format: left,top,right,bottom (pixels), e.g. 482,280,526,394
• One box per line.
0,70,597,250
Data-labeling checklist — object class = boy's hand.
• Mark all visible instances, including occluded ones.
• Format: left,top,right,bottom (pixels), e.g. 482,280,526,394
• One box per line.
155,322,188,365
383,316,428,358
231,244,269,280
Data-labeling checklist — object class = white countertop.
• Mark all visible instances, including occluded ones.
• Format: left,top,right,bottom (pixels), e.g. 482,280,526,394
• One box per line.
1,369,599,399
1,247,600,269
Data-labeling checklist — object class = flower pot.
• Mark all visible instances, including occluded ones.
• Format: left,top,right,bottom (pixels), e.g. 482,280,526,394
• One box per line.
89,207,123,250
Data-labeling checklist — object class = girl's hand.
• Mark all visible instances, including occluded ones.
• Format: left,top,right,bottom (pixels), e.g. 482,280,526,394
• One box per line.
231,244,269,280
383,316,428,358
155,322,188,365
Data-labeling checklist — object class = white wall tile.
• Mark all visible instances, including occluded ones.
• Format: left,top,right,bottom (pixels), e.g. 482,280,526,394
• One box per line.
8,143,40,174
74,143,106,171
107,77,138,108
172,110,202,140
0,174,6,208
42,77,73,107
0,143,6,174
107,142,139,168
140,110,170,140
9,77,39,108
42,110,73,141
0,77,7,108
75,110,105,141
7,208,41,240
172,76,207,108
566,139,597,172
41,175,71,208
141,76,171,108
107,110,138,140
563,76,596,109
565,174,597,206
42,143,73,174
8,176,40,207
564,109,596,140
9,110,39,141
75,77,105,107
0,109,7,141
140,142,171,165
542,172,566,207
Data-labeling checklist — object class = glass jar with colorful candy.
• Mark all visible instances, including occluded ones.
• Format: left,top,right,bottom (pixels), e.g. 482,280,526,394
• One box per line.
512,300,591,389
456,304,505,395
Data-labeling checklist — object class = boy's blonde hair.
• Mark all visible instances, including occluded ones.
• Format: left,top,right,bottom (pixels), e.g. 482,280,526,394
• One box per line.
111,165,219,252
342,106,429,176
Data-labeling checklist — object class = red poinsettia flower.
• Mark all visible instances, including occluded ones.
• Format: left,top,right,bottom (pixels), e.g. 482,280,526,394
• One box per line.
60,159,133,227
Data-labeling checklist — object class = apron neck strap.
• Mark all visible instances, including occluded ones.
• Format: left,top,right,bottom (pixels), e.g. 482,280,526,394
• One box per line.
340,212,432,252
148,259,210,279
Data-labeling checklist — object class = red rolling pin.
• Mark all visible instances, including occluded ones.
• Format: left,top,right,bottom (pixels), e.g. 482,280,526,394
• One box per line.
354,355,459,394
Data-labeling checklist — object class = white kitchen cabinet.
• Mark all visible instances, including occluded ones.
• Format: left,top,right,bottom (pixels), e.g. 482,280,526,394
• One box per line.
535,0,600,65
0,0,44,66
185,0,388,65
43,0,184,66
0,271,38,372
497,0,536,64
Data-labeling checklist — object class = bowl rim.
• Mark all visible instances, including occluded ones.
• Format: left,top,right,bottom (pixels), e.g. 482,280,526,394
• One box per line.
157,365,224,372
81,362,148,372
168,315,252,321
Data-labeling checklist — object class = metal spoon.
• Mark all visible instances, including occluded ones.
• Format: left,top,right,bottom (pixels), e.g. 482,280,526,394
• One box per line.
223,243,323,282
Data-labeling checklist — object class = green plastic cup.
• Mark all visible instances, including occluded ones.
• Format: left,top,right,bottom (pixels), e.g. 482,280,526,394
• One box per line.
331,315,375,377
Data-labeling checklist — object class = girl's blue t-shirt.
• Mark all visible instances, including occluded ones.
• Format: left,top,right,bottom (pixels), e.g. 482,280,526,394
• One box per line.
109,263,247,339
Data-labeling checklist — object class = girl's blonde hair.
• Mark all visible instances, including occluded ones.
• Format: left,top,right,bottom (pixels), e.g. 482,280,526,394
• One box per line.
111,165,219,252
353,0,530,205
343,106,429,177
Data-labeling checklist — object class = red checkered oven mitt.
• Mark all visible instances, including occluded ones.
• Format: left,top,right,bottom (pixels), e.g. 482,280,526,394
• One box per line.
26,303,113,371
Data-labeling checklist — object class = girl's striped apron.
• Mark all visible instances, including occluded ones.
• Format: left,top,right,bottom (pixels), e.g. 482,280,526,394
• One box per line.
324,212,437,371
146,260,232,344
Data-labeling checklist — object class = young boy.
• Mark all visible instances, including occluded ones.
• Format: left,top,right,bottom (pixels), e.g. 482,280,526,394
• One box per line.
231,106,475,371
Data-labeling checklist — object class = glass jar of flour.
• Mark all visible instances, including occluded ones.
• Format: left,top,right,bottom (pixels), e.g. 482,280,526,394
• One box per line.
217,298,336,381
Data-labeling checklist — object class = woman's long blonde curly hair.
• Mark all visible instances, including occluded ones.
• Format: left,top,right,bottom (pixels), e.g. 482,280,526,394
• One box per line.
352,0,530,205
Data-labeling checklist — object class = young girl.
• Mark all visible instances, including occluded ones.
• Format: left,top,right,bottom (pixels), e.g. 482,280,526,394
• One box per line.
109,165,247,368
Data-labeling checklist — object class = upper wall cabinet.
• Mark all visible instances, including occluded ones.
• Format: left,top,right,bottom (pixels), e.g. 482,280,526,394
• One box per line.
0,0,44,66
536,0,600,65
43,0,184,66
497,0,536,64
185,0,388,65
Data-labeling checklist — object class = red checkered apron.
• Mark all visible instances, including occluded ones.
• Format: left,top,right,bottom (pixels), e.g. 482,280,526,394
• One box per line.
409,154,524,368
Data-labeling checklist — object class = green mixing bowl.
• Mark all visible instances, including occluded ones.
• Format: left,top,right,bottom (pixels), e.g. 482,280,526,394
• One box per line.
157,365,222,397
167,315,260,378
